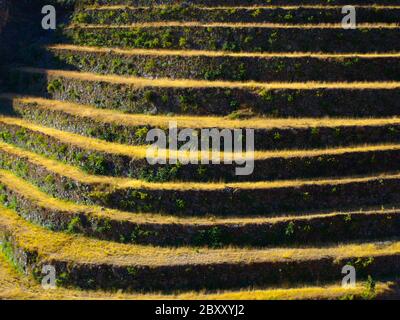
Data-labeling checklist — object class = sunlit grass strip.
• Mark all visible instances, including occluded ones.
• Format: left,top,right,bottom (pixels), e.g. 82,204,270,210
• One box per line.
9,95,400,130
47,44,400,59
68,22,400,29
84,5,400,10
16,67,400,90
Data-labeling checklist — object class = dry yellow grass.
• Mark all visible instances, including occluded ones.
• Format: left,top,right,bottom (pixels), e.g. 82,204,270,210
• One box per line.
69,22,400,29
1,167,398,226
3,115,400,161
8,95,400,129
3,203,400,266
1,252,387,300
1,139,400,191
84,5,400,10
47,44,400,59
16,67,400,90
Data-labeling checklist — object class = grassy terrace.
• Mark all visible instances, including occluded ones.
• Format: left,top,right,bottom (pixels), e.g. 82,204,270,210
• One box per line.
77,6,400,25
2,167,400,246
8,95,400,130
10,97,400,152
2,139,400,191
0,252,389,300
3,114,400,182
12,67,400,117
2,202,400,291
65,23,400,53
2,139,400,215
7,95,400,150
46,45,400,82
4,115,400,160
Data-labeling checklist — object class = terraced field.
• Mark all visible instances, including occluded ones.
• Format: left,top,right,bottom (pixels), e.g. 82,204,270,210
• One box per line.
2,0,400,300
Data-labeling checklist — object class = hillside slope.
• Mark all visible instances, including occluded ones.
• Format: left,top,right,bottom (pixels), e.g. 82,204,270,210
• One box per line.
1,0,400,299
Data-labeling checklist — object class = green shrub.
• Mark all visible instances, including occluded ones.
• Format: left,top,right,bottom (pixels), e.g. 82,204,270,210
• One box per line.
67,216,82,234
83,154,107,175
47,79,64,94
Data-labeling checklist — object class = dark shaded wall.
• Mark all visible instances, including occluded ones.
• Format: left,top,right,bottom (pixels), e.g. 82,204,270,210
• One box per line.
0,0,10,34
0,0,76,61
0,0,75,92
0,0,11,92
